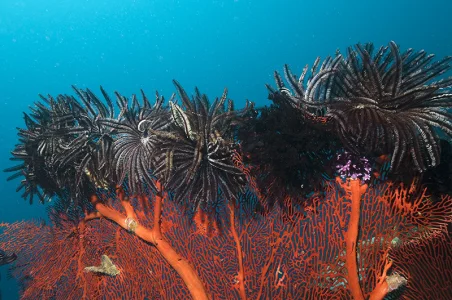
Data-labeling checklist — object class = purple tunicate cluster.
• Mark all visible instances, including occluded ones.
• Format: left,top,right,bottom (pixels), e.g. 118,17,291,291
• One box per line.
335,151,371,182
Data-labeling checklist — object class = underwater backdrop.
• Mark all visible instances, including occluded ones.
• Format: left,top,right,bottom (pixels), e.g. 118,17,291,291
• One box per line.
1,0,452,299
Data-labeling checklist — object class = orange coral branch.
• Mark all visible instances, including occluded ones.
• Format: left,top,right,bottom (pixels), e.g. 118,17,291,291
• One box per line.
76,219,88,299
369,255,393,300
89,182,208,300
256,235,281,299
229,203,247,300
338,177,399,300
337,178,368,300
152,187,163,232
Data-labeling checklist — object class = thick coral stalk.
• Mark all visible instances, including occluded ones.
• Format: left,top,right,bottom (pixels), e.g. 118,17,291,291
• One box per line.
90,183,208,300
338,178,399,300
338,178,367,300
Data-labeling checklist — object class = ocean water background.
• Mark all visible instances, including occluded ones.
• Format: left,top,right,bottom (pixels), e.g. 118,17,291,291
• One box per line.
0,0,451,299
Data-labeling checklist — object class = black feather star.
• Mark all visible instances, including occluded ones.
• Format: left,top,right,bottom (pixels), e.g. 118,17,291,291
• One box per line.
4,93,76,203
52,86,116,194
152,80,252,210
0,249,17,266
4,83,252,210
270,41,452,173
4,86,117,204
237,102,341,210
99,90,171,194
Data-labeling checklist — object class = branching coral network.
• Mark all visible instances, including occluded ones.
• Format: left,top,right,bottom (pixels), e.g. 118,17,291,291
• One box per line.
2,41,452,299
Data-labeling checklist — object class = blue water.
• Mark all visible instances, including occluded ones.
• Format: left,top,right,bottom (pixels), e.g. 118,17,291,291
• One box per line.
1,0,451,299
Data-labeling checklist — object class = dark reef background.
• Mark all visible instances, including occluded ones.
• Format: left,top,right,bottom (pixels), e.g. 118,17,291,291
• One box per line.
1,0,452,299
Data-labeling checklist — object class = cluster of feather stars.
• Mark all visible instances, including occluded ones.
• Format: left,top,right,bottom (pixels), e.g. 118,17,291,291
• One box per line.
4,41,452,214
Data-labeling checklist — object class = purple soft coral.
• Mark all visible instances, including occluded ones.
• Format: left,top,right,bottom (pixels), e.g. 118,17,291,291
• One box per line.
336,152,371,182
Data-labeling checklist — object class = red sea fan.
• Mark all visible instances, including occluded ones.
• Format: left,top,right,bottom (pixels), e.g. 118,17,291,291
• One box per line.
2,180,451,299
